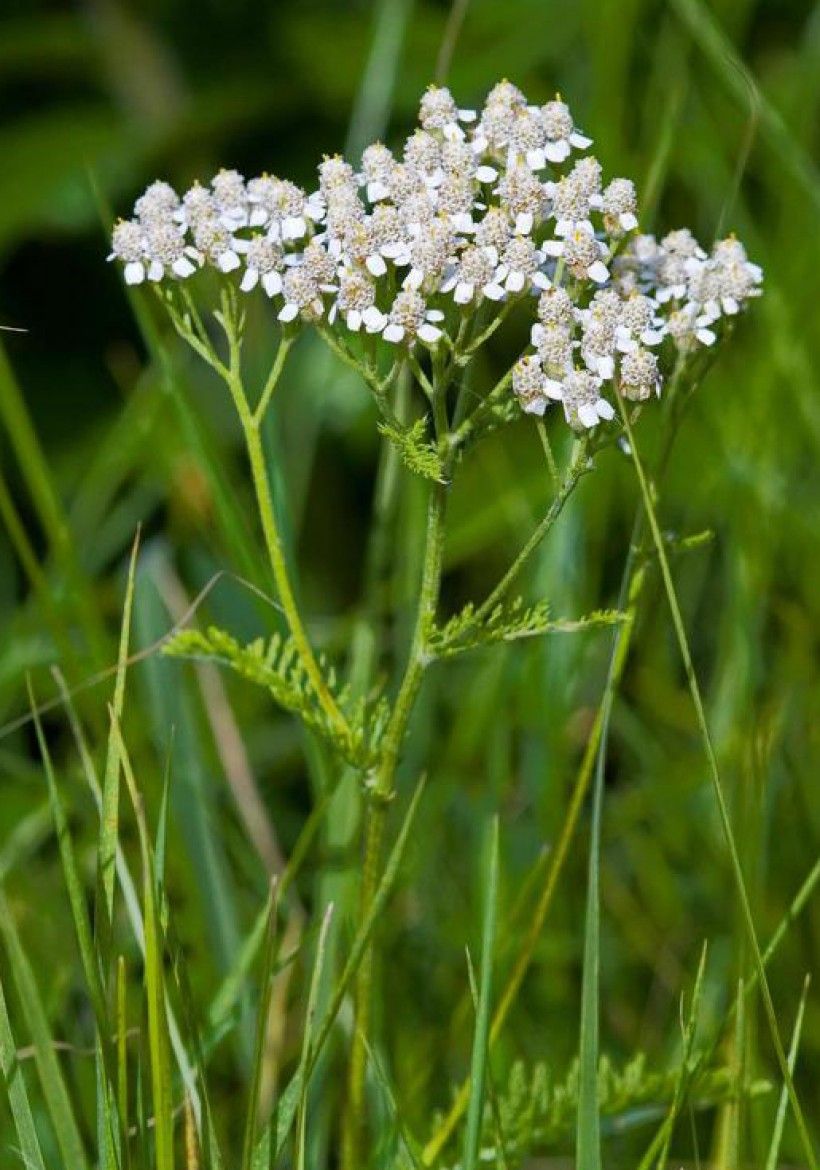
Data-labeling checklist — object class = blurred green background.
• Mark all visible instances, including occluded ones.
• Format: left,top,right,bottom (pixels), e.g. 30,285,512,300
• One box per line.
1,0,819,1165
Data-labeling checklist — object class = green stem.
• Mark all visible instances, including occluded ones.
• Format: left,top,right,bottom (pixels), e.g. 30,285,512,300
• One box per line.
616,387,818,1170
210,313,351,745
253,336,294,426
242,419,350,743
473,437,590,623
344,467,449,1170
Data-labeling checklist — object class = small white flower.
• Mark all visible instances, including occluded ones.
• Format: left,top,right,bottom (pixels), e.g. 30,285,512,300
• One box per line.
109,219,147,284
540,98,592,163
561,368,615,430
381,290,444,346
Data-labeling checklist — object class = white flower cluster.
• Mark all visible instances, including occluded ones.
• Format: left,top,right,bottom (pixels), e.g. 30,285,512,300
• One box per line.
109,81,762,431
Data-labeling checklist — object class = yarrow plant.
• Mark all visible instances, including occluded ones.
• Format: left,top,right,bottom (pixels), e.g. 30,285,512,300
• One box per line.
109,80,764,1168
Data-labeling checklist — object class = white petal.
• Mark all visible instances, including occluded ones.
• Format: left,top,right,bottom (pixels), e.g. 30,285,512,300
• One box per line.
328,303,338,324
531,324,545,346
619,212,638,231
418,323,441,344
282,215,307,240
147,261,164,282
383,323,404,343
532,271,550,289
347,309,362,331
526,149,547,171
427,309,445,322
588,260,610,284
218,250,241,273
367,180,390,202
240,268,259,292
641,328,664,345
514,212,534,235
173,257,196,278
543,240,563,257
570,132,593,149
544,140,570,163
521,396,547,417
458,108,477,122
506,270,526,293
484,282,506,301
442,123,464,142
544,378,564,400
578,402,599,428
404,267,424,290
597,355,615,379
262,271,283,296
454,281,474,304
696,327,716,346
596,398,615,421
475,165,498,183
722,296,739,315
362,306,387,332
366,253,387,276
249,208,268,227
278,302,299,322
124,261,145,285
451,212,475,233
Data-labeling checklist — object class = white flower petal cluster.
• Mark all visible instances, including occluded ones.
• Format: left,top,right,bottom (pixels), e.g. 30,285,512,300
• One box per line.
109,81,762,433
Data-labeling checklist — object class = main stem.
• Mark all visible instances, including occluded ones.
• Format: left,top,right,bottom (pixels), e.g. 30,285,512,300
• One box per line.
343,473,448,1170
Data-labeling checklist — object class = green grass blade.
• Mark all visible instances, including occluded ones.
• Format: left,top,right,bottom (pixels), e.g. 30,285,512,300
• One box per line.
764,975,810,1170
344,0,413,160
117,956,132,1170
55,670,201,1124
616,390,818,1170
653,942,708,1170
95,529,140,963
295,903,334,1170
0,888,89,1170
113,712,175,1170
462,815,499,1170
0,974,47,1170
28,678,109,1034
241,884,279,1170
576,715,605,1170
268,775,426,1159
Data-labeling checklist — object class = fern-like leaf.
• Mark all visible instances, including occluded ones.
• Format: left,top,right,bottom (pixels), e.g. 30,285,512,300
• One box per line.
163,626,386,768
442,1053,770,1168
429,599,626,660
377,417,445,482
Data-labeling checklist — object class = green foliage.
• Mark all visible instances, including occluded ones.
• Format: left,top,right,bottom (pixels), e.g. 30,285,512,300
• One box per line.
472,1054,771,1168
163,624,388,768
430,598,625,659
377,417,446,483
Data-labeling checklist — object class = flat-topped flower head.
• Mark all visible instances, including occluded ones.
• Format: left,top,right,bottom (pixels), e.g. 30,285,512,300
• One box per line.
110,79,761,432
